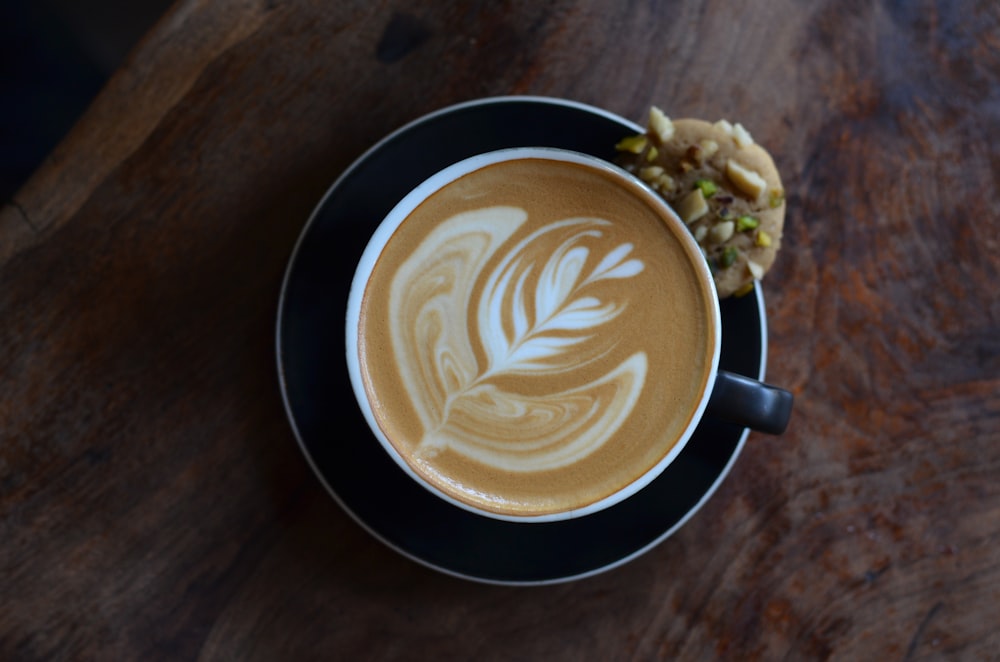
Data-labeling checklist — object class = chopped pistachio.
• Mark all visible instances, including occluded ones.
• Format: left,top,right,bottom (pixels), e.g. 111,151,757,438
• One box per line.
694,178,718,198
733,282,755,297
719,246,738,268
615,134,648,154
732,123,755,148
726,159,768,199
736,215,760,232
769,189,785,208
646,145,659,161
756,230,773,247
717,207,733,220
649,106,675,143
709,220,735,243
676,189,709,224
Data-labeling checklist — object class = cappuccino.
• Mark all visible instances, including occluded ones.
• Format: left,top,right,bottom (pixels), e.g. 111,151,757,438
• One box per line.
351,154,717,518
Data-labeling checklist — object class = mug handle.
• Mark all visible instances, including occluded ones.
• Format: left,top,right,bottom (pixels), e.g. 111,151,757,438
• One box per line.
706,370,794,435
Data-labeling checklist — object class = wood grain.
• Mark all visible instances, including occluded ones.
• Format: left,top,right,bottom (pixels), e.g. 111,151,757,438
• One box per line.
2,0,998,659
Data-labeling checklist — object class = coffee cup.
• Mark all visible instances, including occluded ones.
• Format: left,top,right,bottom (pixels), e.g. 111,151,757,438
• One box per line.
346,147,792,522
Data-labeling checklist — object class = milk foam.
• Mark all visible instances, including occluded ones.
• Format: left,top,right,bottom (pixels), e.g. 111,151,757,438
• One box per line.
388,206,647,472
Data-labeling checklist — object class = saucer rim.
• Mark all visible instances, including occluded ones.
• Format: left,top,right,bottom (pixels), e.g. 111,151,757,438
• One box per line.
276,95,767,585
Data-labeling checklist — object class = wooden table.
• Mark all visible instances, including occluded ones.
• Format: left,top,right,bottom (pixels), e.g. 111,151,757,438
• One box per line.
3,1,998,658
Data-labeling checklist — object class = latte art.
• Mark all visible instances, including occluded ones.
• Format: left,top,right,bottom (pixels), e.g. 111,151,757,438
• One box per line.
354,157,716,517
390,208,647,472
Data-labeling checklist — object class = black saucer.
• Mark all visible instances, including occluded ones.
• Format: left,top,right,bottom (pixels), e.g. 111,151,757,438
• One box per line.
276,97,767,584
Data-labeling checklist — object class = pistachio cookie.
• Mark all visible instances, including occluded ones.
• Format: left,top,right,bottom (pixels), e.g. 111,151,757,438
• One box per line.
616,108,785,298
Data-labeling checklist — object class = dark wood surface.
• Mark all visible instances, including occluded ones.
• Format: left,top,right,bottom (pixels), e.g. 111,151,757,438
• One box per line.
2,1,998,659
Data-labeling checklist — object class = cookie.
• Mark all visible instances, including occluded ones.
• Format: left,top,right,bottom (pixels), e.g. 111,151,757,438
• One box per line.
616,108,785,298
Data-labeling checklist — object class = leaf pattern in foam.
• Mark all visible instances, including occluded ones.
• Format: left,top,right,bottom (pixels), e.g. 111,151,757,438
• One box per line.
389,207,527,435
421,352,647,472
478,218,644,375
389,210,648,471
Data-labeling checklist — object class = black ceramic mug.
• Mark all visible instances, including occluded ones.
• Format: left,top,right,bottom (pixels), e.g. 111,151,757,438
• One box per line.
346,148,793,522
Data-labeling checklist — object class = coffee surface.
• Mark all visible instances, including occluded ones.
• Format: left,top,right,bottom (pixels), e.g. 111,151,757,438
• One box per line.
356,158,715,516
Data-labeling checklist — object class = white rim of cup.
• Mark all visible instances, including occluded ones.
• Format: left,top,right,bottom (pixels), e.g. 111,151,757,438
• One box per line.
345,146,723,523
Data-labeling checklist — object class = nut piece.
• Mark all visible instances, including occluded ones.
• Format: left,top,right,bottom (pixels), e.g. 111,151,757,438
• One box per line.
732,123,755,148
676,189,709,224
615,134,648,154
714,119,734,135
655,173,676,193
694,225,708,242
698,139,719,159
756,230,773,247
726,159,768,199
649,106,675,143
639,165,665,182
694,178,718,198
747,259,765,279
736,215,760,232
709,220,735,243
686,144,706,165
